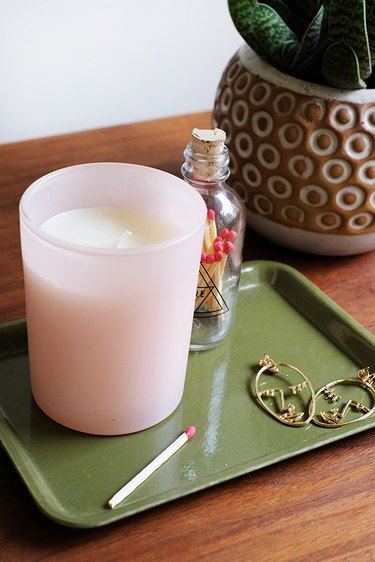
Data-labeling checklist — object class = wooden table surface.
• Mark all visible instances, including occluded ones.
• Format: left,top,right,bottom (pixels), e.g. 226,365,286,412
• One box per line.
1,112,375,561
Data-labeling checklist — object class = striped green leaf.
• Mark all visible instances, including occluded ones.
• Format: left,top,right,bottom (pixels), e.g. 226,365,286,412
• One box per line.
250,3,299,69
328,0,371,81
260,0,305,37
228,0,257,45
366,2,375,65
282,40,301,66
322,40,366,88
292,5,324,70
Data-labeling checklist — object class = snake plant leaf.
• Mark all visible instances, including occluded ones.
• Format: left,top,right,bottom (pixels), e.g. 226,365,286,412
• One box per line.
260,0,305,37
228,0,375,88
328,0,371,81
292,4,324,71
282,40,301,67
282,0,323,23
228,0,257,45
322,40,366,89
367,2,375,65
250,3,299,69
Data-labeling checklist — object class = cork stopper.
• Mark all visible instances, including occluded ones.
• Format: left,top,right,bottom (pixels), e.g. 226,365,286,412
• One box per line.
190,128,226,181
191,128,226,155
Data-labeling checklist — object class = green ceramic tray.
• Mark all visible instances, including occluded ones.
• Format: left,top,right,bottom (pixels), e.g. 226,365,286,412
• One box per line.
1,261,375,528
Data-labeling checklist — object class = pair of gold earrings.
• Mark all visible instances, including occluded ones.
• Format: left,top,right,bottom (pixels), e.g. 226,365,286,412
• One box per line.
255,354,375,428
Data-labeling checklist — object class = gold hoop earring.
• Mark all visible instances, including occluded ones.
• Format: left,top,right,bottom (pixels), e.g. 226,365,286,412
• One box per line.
312,367,375,428
255,354,316,427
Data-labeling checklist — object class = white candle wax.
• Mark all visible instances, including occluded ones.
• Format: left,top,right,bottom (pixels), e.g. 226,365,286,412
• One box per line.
41,206,182,248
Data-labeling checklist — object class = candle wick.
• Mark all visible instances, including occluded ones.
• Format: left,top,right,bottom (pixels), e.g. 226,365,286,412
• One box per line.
114,230,133,248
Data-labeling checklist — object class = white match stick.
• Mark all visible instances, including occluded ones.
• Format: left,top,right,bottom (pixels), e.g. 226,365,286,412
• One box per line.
107,425,196,509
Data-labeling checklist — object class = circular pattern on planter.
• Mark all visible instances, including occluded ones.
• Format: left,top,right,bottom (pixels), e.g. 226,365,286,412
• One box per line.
232,99,249,126
234,71,251,95
251,111,273,137
336,186,365,210
242,162,262,187
300,185,328,207
322,159,352,184
257,143,280,169
267,176,293,199
348,213,373,230
278,124,303,149
358,161,375,185
288,155,314,179
330,104,357,130
234,131,253,158
232,180,248,203
301,100,326,122
316,212,342,230
309,129,338,156
226,59,241,82
249,82,272,106
281,205,305,223
219,86,233,113
363,107,375,133
345,132,373,160
253,194,273,215
272,92,295,116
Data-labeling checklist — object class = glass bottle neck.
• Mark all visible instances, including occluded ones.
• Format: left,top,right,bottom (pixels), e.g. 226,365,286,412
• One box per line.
181,142,230,186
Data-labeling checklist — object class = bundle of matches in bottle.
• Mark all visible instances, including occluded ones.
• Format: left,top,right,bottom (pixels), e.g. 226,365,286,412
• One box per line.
190,128,239,313
200,209,237,310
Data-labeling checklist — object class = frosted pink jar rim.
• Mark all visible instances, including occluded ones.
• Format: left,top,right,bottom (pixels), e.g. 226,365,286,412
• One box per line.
20,162,206,257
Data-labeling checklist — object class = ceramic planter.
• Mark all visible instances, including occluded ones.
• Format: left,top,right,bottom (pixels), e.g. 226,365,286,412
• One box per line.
213,45,375,255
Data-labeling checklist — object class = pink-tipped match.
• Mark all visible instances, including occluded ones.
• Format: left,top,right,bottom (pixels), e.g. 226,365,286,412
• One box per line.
226,230,238,242
219,228,229,239
184,425,196,439
213,240,223,252
201,252,207,263
223,241,235,254
206,254,215,264
207,209,216,221
214,251,223,262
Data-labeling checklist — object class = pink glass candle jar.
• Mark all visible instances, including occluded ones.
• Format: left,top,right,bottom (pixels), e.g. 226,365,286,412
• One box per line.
19,162,206,435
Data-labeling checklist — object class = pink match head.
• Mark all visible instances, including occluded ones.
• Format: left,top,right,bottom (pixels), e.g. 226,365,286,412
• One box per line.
201,252,207,263
213,240,223,251
226,230,238,242
223,241,235,254
184,425,196,439
206,254,216,264
207,209,216,221
214,251,223,262
219,228,229,239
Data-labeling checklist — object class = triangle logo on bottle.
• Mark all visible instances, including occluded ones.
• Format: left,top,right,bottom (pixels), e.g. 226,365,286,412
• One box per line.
194,263,229,317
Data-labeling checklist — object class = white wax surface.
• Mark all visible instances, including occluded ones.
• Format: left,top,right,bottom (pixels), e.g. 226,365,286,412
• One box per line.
41,206,183,248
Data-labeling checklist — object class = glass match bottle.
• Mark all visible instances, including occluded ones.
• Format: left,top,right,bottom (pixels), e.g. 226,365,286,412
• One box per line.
182,128,246,351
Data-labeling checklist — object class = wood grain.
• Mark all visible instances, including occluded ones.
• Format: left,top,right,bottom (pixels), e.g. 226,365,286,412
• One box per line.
1,112,375,561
